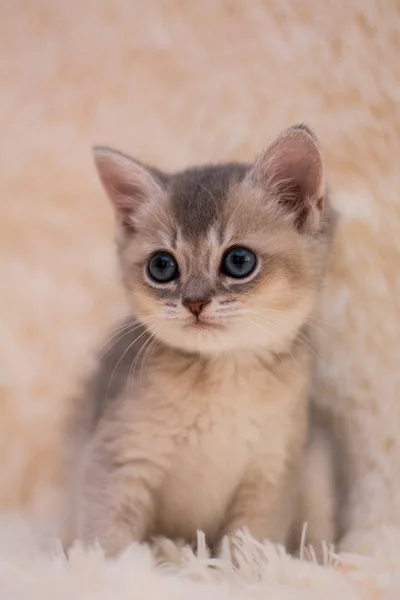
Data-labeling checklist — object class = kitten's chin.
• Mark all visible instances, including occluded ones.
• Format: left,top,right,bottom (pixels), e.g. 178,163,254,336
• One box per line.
150,325,232,354
148,322,291,355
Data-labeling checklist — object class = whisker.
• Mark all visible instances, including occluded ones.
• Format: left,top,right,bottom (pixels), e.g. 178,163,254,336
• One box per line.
219,288,338,331
240,307,335,336
98,320,145,357
106,327,152,403
244,313,319,361
127,332,156,396
138,334,159,390
241,317,286,366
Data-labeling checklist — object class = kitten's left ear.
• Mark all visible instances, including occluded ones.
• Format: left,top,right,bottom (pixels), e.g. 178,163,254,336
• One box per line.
93,146,167,233
246,124,325,231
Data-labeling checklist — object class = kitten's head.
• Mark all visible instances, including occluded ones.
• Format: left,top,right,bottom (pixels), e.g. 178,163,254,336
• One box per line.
94,125,335,354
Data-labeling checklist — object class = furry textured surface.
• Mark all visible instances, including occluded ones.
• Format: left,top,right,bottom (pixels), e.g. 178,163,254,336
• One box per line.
1,516,400,600
1,0,400,578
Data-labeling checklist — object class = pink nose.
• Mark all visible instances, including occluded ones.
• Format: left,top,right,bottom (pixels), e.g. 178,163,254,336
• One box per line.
183,299,210,316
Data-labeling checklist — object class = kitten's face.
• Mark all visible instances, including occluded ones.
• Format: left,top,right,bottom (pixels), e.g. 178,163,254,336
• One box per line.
95,125,333,354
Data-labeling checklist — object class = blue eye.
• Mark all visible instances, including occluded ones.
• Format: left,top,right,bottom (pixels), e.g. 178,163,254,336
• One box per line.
147,252,179,283
221,247,257,279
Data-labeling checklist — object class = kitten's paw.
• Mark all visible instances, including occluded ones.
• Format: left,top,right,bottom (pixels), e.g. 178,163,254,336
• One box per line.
78,521,141,558
151,536,186,566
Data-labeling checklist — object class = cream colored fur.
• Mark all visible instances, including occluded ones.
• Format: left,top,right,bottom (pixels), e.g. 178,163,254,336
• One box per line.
66,344,311,555
64,128,333,556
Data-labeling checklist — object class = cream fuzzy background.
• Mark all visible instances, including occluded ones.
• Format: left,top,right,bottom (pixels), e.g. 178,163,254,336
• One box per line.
1,0,400,556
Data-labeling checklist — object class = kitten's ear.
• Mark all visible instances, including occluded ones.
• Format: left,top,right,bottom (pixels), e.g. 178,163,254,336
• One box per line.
93,147,166,232
246,124,325,231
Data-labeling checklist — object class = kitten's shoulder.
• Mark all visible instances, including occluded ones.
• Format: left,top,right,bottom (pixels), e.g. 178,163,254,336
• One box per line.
66,317,152,439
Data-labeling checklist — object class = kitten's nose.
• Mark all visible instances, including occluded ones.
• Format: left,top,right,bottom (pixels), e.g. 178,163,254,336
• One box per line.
183,299,210,317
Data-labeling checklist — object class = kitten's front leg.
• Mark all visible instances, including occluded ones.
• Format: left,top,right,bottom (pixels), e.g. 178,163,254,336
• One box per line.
75,433,170,557
219,467,297,555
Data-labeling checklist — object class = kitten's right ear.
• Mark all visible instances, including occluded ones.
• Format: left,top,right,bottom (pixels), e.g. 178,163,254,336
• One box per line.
245,125,325,232
93,147,166,232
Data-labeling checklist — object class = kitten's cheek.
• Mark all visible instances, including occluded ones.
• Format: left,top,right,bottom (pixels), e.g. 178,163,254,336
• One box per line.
128,291,158,320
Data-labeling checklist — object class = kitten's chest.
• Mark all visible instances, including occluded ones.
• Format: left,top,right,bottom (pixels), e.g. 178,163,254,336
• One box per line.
146,352,308,541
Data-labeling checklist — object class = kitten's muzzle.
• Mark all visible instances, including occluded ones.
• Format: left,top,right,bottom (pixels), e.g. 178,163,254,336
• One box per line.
182,298,211,317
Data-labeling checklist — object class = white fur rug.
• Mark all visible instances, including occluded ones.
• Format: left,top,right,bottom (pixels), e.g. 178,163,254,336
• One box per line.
1,516,399,599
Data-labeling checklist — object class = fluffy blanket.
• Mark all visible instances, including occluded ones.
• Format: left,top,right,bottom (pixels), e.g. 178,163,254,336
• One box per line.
0,516,399,599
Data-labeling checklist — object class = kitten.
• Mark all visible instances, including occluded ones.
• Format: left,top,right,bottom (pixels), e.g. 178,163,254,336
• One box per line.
62,124,336,557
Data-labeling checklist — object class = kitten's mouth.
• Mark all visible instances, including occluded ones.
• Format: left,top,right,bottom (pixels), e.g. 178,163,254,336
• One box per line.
185,319,224,331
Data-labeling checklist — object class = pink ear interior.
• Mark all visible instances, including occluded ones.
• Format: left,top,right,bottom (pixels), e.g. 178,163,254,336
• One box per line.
93,147,164,231
248,125,325,229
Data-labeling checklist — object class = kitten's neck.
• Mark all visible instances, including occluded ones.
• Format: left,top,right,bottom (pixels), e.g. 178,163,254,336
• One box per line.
161,323,311,367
